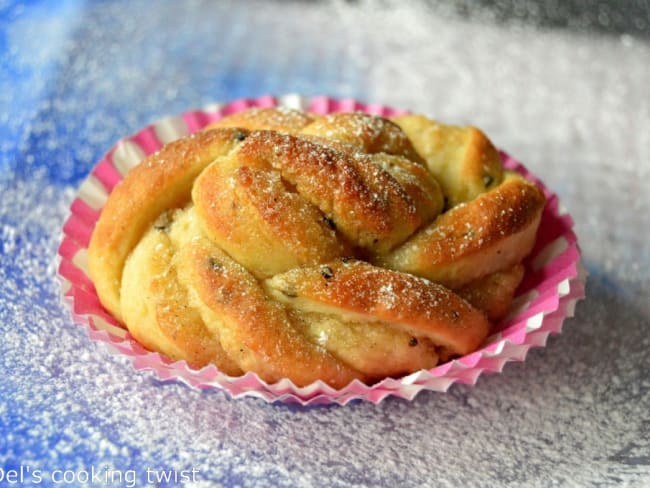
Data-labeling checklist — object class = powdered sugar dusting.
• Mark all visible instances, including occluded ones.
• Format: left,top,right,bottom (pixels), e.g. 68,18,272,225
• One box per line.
2,1,649,487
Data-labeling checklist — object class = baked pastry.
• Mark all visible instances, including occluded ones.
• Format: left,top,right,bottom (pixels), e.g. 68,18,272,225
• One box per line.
88,108,546,387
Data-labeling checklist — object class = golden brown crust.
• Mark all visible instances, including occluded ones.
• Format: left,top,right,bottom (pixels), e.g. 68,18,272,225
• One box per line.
121,221,242,373
192,157,346,278
264,259,490,356
88,108,546,387
88,128,247,321
377,172,545,288
173,225,366,388
233,130,438,253
301,112,425,163
392,115,504,206
205,107,315,133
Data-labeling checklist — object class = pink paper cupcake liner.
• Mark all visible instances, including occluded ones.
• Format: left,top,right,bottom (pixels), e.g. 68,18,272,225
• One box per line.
57,94,586,405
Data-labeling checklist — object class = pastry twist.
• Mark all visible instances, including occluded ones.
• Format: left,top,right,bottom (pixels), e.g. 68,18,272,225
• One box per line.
88,108,545,387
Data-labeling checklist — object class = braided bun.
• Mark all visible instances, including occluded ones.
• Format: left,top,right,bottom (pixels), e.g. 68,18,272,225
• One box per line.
88,108,545,387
